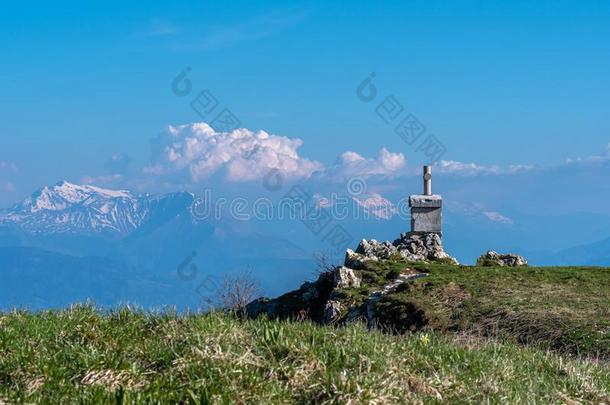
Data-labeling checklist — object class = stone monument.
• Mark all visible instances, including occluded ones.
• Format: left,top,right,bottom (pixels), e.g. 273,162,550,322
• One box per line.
409,165,442,236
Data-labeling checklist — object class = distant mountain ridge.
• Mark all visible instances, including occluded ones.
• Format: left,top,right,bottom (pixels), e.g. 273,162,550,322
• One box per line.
0,246,171,310
1,180,609,310
0,181,195,236
551,236,610,266
0,181,312,309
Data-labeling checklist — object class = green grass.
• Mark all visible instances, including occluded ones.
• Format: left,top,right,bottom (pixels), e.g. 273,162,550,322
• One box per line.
252,262,610,359
371,263,610,358
0,306,609,404
1,264,608,403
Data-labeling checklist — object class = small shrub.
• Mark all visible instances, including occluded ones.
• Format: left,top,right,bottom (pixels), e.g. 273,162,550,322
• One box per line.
386,267,402,280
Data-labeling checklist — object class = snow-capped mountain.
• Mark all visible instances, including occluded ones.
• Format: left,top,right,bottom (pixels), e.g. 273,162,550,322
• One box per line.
351,193,398,220
0,181,194,235
0,181,313,309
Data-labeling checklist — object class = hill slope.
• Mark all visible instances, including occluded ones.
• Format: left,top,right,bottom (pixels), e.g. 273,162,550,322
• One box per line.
248,259,610,359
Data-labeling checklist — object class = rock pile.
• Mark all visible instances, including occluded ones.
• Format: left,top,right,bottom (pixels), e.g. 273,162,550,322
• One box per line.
246,231,459,324
346,232,459,268
477,250,527,267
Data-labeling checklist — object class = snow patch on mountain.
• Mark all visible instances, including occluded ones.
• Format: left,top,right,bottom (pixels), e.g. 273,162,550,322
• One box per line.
351,193,397,220
0,181,192,235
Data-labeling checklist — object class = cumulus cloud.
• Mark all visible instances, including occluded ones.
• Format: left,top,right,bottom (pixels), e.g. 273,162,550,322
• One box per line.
324,148,406,180
78,122,591,196
146,123,323,183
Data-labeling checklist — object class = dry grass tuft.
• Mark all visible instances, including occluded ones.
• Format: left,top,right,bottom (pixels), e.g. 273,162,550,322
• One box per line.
81,369,147,391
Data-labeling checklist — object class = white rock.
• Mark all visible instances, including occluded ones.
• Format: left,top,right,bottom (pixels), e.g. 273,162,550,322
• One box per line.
333,266,361,289
478,250,527,267
344,249,377,269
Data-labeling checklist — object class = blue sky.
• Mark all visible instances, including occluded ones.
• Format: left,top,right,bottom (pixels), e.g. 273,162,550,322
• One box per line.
1,0,610,206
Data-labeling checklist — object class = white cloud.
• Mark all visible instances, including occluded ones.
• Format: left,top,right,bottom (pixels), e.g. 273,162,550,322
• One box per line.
146,123,323,183
325,148,406,180
434,141,609,177
565,142,610,164
447,202,514,225
434,160,533,176
483,211,514,225
77,124,605,197
435,160,501,175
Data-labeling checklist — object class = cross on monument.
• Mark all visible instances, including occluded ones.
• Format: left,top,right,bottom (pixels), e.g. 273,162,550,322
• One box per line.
409,165,442,236
423,165,432,195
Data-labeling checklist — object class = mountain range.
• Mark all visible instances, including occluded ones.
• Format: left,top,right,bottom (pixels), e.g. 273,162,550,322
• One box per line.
1,180,609,310
0,181,312,310
0,181,193,236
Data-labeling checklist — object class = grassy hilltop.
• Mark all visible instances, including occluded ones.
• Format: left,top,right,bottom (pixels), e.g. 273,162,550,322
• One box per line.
252,261,610,359
352,262,610,358
0,263,609,404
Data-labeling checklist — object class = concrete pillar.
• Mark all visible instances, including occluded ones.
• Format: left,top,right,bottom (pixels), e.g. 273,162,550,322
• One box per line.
409,165,442,236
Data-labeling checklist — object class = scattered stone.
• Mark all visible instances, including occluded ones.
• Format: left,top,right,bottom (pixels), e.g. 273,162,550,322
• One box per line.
324,300,342,323
477,250,527,267
393,232,459,265
246,231,458,324
333,266,361,289
344,249,376,270
355,239,398,259
346,233,459,267
365,272,428,329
